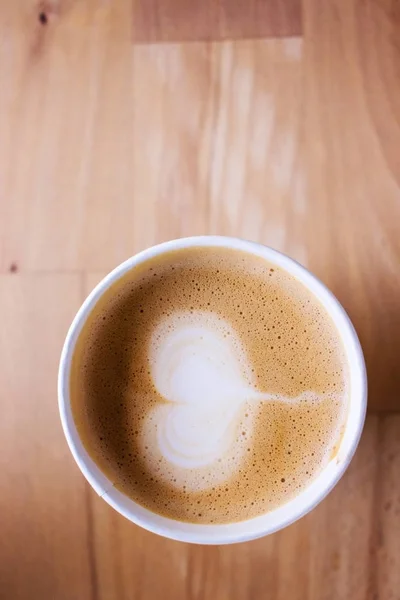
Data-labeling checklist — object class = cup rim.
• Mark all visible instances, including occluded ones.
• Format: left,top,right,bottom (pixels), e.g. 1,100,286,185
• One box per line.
58,236,367,544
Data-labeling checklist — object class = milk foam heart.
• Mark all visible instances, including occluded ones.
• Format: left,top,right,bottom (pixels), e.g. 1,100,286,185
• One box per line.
141,311,331,491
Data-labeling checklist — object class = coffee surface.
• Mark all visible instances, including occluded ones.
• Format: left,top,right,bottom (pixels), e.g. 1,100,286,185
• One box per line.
70,247,348,524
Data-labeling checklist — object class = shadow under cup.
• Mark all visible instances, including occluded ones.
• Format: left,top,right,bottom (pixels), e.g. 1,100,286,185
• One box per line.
58,236,367,544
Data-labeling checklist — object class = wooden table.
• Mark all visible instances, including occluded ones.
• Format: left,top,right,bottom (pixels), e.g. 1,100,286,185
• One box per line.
0,1,399,598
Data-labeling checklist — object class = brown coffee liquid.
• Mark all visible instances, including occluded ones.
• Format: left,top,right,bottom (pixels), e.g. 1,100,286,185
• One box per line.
70,247,348,524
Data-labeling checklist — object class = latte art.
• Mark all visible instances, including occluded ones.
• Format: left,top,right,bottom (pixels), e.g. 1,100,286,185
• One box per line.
70,246,349,524
143,312,256,484
143,311,336,490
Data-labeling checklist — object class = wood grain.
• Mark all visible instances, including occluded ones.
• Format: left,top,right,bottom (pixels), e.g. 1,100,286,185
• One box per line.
132,0,302,43
374,416,400,599
0,0,136,272
302,0,400,410
0,274,94,600
131,38,304,256
0,27,304,272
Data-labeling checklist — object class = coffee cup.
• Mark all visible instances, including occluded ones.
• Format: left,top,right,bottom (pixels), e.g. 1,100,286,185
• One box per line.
58,236,367,544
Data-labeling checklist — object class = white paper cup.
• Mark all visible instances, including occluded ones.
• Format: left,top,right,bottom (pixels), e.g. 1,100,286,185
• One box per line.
58,236,367,544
